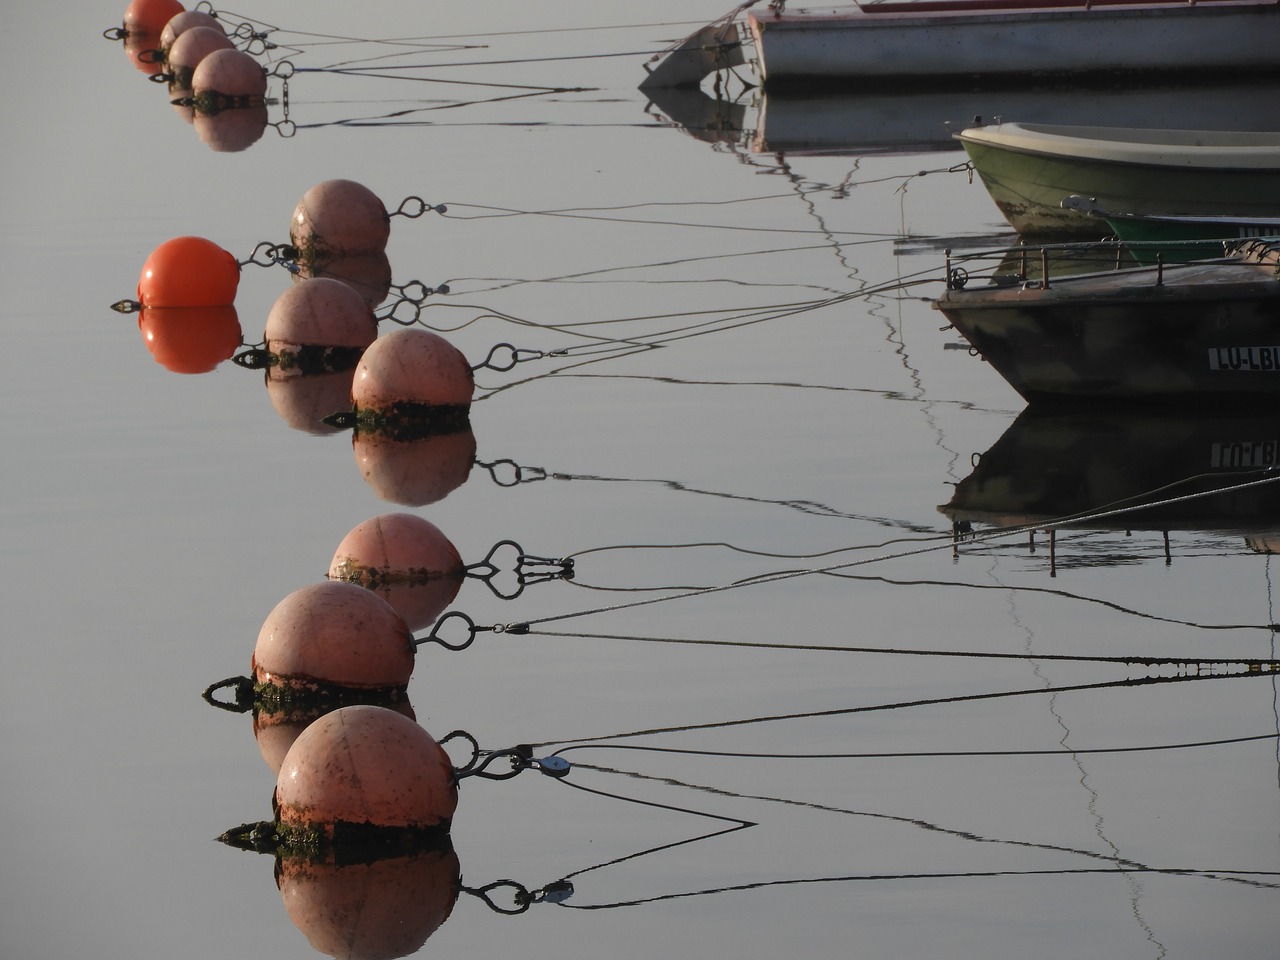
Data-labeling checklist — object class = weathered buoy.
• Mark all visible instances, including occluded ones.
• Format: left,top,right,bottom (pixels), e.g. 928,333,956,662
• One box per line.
138,304,242,373
279,847,460,960
275,705,458,834
191,47,266,110
158,8,222,51
137,236,240,307
118,0,185,73
265,278,377,377
329,514,464,631
254,697,416,776
290,180,391,261
165,23,234,93
252,581,415,694
295,251,394,308
354,430,477,507
348,329,474,440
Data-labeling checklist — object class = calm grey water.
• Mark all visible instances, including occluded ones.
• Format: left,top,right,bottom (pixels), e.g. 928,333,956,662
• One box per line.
3,2,1278,958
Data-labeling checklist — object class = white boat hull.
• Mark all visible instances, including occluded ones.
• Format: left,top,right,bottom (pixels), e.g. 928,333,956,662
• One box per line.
732,1,1280,87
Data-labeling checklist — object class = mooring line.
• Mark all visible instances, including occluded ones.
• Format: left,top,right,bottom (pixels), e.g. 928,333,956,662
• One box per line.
553,732,1280,762
499,470,1280,635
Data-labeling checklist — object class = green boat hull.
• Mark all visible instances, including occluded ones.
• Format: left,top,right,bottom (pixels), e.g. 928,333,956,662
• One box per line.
963,139,1280,238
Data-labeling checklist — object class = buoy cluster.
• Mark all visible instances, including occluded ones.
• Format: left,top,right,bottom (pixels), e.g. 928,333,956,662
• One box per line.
108,0,270,151
210,510,469,954
117,174,477,503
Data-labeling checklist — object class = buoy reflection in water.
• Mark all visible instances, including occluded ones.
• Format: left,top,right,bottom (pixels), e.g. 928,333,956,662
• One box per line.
277,844,461,960
354,429,477,507
137,304,242,373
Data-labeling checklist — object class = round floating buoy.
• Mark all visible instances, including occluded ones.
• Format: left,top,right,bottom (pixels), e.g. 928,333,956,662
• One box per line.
138,304,242,373
191,47,266,109
329,514,464,631
275,705,458,833
295,252,394,308
165,23,234,93
265,278,377,377
159,8,222,51
118,0,186,75
137,236,240,307
290,180,391,261
354,328,474,411
254,697,417,776
252,581,415,693
354,430,477,507
279,846,460,960
123,0,184,35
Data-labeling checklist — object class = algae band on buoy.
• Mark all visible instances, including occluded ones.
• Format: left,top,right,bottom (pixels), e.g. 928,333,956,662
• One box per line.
343,328,474,440
275,706,458,843
328,513,465,632
251,581,416,705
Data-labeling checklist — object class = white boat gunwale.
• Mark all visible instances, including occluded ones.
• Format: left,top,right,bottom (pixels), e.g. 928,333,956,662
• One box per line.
957,122,1280,171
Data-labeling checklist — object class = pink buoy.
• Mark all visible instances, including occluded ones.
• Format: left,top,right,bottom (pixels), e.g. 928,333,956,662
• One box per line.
290,180,391,261
254,697,416,776
165,24,234,93
279,847,460,960
353,328,474,411
159,9,222,51
275,705,458,832
137,235,240,307
191,47,266,107
265,278,377,373
329,514,465,631
354,431,477,507
252,581,415,692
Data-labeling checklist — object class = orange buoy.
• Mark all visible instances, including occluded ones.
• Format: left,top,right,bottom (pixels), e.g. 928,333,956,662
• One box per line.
354,328,474,411
279,846,460,960
138,304,242,373
159,9,222,50
265,278,377,376
354,430,477,507
137,236,240,307
329,514,465,631
275,705,458,833
252,581,415,692
295,252,394,308
123,0,184,35
191,47,266,108
165,23,234,92
118,0,185,73
254,697,416,775
290,180,391,261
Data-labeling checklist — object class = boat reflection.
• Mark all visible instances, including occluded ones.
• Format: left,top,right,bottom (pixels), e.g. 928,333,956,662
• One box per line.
647,79,1280,157
940,407,1280,565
